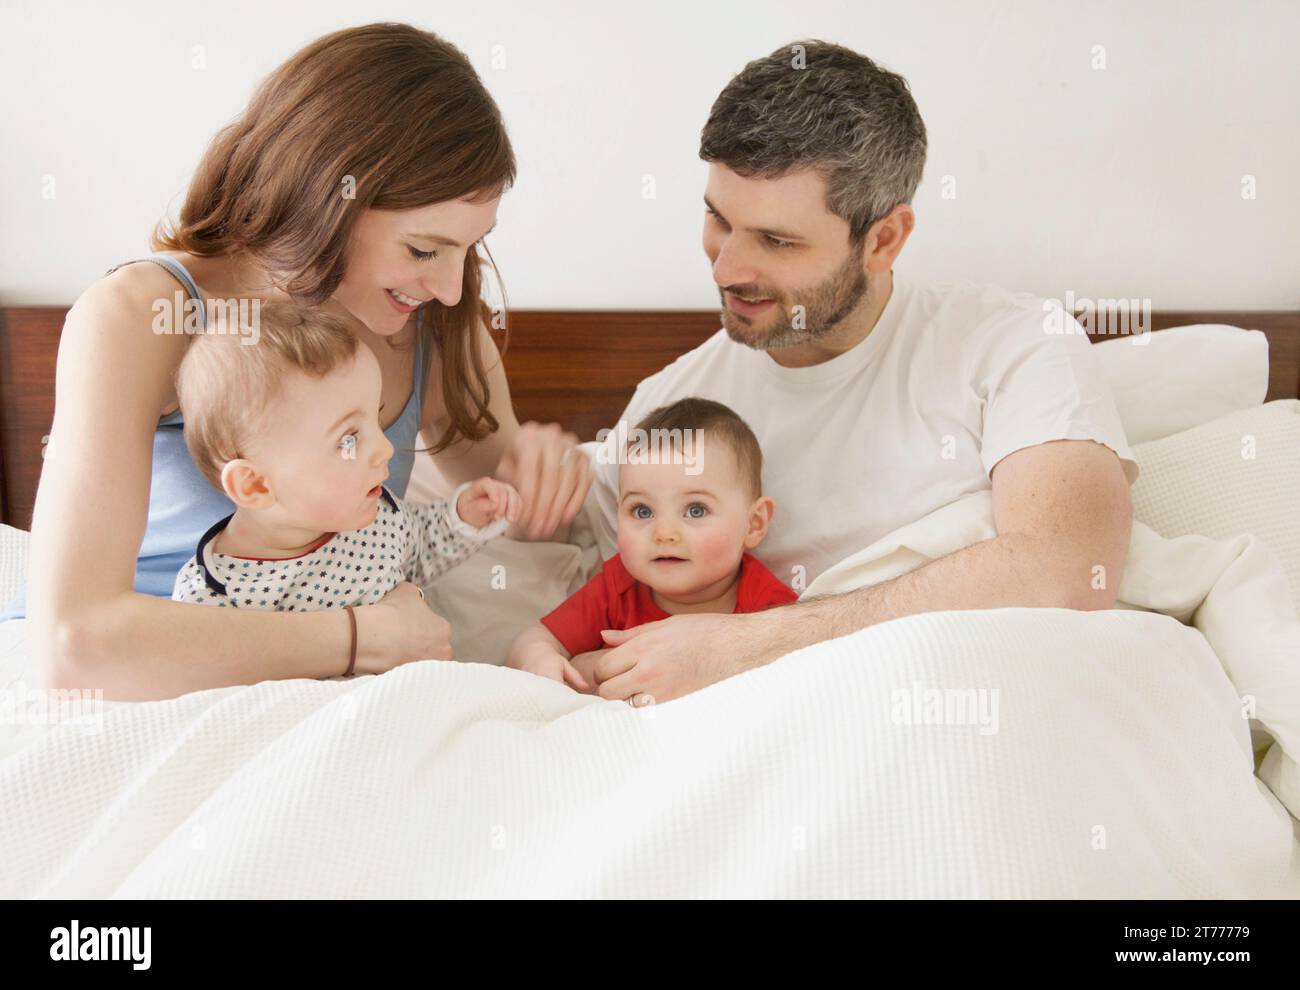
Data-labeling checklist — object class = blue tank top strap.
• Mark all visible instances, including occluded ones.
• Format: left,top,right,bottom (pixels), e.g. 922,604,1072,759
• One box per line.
105,255,208,329
415,306,429,387
104,256,205,427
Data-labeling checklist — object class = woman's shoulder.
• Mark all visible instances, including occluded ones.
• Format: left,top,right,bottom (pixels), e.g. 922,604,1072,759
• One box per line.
60,256,196,413
78,252,199,324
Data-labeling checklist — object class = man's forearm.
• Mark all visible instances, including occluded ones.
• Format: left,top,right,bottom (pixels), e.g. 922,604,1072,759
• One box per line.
751,531,1120,662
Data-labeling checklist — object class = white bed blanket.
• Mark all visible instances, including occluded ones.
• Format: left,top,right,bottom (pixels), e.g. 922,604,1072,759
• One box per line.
2,496,1298,898
804,491,1300,818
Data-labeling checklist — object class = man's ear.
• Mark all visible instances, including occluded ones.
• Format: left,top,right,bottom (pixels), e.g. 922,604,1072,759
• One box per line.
742,495,776,550
863,203,915,274
219,459,274,510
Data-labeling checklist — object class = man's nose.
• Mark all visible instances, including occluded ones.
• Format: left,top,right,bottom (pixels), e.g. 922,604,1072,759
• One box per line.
711,236,759,289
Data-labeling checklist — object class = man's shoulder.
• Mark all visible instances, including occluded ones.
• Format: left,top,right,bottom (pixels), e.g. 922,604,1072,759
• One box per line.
633,328,739,399
904,276,1046,333
896,277,1066,370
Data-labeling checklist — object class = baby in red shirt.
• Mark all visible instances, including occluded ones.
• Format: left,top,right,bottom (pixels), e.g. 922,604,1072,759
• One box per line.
507,397,797,692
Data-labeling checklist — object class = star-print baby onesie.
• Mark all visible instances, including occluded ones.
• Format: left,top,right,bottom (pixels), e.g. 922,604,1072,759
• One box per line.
172,483,508,610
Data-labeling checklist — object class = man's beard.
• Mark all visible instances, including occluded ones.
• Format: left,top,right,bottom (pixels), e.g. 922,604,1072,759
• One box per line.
720,243,868,352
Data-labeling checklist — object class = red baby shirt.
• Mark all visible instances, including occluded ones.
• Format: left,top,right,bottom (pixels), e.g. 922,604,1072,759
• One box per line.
540,552,798,655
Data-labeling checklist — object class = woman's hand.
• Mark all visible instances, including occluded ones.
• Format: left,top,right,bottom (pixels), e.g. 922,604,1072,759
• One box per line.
355,582,453,673
495,422,591,541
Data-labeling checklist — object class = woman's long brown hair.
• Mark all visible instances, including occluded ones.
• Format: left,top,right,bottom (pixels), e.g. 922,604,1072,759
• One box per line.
152,22,516,454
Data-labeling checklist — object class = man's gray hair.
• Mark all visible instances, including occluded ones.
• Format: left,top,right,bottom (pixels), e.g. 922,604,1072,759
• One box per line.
700,40,927,242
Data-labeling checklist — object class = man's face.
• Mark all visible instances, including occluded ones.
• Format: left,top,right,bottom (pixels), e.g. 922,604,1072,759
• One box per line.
702,163,868,351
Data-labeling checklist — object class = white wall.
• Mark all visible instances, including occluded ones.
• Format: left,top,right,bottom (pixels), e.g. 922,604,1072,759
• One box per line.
2,0,1296,309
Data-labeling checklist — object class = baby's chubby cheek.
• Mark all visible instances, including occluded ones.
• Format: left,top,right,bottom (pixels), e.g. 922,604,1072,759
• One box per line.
290,472,373,531
616,527,653,581
686,524,746,581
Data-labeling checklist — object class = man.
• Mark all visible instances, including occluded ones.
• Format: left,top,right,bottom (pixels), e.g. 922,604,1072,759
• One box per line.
585,40,1135,703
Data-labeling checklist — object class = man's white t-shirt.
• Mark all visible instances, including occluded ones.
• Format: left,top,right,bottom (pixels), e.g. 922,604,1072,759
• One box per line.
587,274,1138,590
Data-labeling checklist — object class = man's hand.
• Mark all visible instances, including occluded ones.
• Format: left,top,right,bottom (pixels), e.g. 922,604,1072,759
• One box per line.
589,439,1131,704
593,611,786,703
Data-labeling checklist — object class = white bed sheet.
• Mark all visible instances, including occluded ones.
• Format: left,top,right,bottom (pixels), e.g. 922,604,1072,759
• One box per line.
2,493,1297,898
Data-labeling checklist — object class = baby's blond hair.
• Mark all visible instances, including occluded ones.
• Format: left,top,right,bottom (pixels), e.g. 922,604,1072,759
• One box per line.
175,301,359,490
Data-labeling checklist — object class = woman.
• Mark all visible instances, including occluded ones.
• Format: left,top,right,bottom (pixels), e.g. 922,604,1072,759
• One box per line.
14,24,590,700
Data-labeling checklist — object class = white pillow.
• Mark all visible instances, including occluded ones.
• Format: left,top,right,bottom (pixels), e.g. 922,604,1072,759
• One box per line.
420,535,593,666
405,435,610,664
1093,325,1268,444
1130,400,1300,612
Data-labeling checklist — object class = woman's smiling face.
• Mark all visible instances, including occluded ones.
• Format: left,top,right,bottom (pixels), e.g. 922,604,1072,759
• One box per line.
334,194,501,336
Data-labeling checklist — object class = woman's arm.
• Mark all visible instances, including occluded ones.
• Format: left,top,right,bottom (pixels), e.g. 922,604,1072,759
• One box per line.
27,266,450,700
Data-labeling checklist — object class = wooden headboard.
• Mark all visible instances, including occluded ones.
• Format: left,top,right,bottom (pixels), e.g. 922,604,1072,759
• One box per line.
2,307,1298,531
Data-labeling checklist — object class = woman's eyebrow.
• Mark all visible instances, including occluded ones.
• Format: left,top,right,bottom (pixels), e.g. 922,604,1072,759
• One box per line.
407,223,498,248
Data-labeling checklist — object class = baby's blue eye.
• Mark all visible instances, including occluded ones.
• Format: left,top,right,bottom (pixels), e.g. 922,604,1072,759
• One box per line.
632,504,652,520
686,503,708,519
338,433,358,458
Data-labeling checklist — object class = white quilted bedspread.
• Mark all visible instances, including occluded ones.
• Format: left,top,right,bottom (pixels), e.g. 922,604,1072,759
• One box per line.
1,499,1297,898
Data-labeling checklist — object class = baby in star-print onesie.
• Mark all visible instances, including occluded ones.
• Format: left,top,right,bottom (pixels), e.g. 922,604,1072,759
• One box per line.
169,300,522,612
172,481,514,610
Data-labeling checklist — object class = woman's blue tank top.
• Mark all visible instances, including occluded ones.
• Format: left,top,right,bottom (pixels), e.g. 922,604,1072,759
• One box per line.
1,255,430,621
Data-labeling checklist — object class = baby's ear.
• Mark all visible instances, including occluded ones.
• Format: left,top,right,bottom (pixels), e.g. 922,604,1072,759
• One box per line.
220,459,273,509
743,495,776,549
